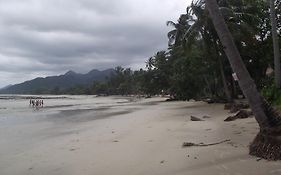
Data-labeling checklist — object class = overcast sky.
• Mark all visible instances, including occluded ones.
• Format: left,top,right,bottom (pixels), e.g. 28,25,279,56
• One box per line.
0,0,191,88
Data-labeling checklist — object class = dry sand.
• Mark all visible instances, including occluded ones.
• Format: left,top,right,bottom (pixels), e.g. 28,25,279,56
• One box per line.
1,97,281,175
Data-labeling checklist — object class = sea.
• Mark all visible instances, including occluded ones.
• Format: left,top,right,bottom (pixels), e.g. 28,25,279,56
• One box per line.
0,94,143,174
0,94,135,120
0,95,139,153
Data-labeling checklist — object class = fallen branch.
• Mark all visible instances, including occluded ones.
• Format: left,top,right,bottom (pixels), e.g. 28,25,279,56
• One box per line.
182,139,231,147
224,110,253,122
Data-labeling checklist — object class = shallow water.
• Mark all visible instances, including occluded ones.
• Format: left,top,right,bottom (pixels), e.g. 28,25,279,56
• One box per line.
0,95,138,143
0,95,140,164
0,95,134,121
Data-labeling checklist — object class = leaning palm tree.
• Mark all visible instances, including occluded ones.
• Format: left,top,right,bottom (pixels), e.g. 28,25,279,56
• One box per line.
269,0,281,88
206,0,281,160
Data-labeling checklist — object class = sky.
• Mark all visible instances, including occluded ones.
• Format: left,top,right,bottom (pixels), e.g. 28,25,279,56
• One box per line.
0,0,192,88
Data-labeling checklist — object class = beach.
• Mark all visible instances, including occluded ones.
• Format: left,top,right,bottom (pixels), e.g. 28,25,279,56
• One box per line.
0,96,281,175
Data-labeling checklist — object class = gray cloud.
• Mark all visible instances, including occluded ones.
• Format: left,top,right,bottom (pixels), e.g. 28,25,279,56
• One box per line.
0,0,191,87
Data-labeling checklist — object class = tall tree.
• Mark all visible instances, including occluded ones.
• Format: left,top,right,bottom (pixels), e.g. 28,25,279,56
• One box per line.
206,0,281,160
167,14,190,46
269,0,281,88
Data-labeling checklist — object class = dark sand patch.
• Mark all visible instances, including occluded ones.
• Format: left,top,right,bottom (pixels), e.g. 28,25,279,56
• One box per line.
46,106,137,124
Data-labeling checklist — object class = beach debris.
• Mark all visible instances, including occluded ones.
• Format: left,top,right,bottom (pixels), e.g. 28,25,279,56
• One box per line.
182,139,231,147
203,98,227,104
160,160,165,164
202,115,211,119
203,98,214,104
194,157,198,159
224,103,250,113
256,158,262,161
165,98,178,102
229,106,239,113
224,110,253,122
113,140,119,142
190,116,204,121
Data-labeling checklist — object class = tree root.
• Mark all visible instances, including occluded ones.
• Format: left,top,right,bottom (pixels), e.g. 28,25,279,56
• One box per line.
249,131,281,160
249,99,281,160
182,139,230,147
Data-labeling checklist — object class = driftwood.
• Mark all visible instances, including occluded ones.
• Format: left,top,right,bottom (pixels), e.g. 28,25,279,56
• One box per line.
190,116,204,121
182,139,231,147
224,110,253,121
203,115,211,119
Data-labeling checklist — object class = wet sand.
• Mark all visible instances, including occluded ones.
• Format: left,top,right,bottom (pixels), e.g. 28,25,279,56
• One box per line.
1,97,281,175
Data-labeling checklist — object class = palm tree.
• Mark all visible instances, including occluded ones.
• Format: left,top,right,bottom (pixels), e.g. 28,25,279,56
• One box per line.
166,14,190,46
206,0,281,160
269,0,281,88
184,0,234,103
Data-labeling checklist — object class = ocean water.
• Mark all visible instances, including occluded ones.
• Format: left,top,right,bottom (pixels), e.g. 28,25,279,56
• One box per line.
0,95,134,118
0,95,139,153
0,95,143,174
0,94,141,135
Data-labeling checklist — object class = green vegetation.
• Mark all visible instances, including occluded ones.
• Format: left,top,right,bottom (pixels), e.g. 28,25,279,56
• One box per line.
261,77,281,106
85,0,281,103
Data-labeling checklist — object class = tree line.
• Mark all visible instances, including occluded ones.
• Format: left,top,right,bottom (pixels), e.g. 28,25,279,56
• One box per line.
67,0,280,104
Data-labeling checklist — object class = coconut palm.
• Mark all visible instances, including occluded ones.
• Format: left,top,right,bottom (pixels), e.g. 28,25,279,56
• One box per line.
269,0,281,88
180,0,234,102
166,14,190,46
206,0,281,160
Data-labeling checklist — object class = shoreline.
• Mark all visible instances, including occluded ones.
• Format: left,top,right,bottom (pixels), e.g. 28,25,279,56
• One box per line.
0,97,281,175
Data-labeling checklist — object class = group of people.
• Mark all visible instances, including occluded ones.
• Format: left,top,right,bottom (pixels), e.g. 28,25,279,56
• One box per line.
30,99,44,107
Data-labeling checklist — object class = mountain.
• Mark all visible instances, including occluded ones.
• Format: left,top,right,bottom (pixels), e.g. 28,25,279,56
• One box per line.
0,84,13,90
0,69,114,94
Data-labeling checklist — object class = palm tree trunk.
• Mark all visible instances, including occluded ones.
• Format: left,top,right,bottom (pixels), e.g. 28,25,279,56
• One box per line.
203,75,213,97
218,56,232,103
206,0,268,127
213,41,233,103
269,0,281,88
206,0,281,160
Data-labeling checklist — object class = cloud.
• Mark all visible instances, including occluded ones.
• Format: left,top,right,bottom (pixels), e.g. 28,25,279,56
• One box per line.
0,0,191,87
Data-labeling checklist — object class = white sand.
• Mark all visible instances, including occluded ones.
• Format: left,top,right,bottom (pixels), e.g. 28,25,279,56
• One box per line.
1,97,281,175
